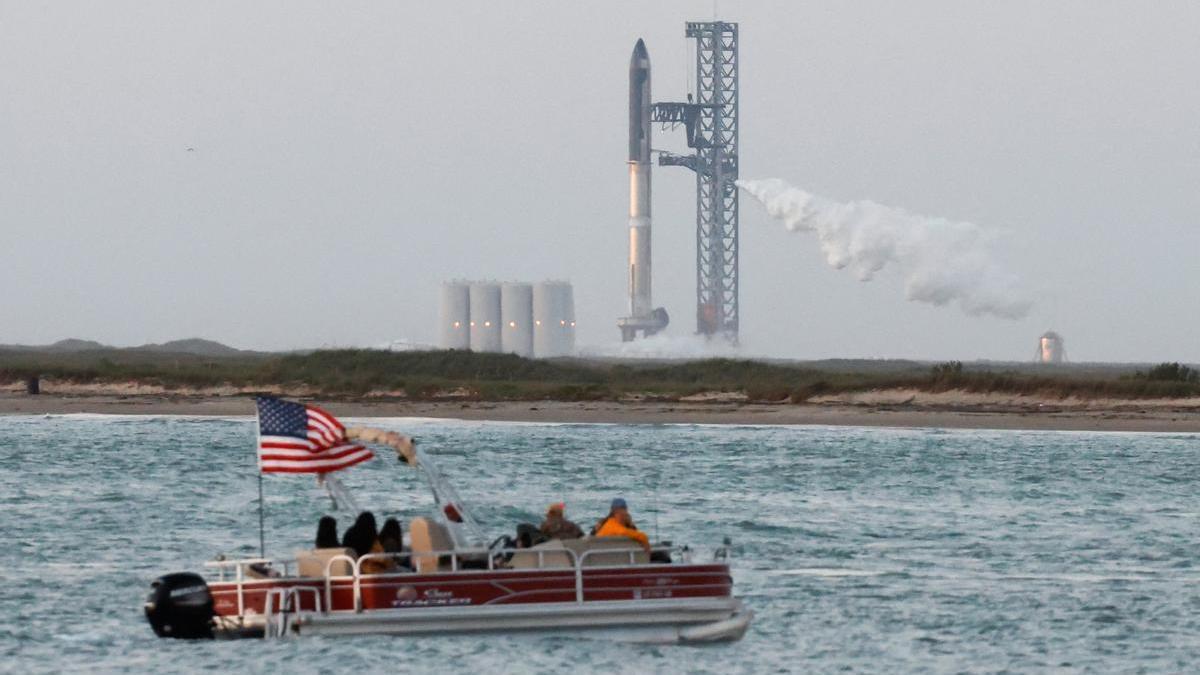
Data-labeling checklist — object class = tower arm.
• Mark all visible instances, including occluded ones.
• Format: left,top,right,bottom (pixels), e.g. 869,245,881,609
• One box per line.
657,152,699,173
652,102,717,148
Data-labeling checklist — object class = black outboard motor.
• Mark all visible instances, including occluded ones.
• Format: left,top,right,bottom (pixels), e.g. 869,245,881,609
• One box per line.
145,572,214,639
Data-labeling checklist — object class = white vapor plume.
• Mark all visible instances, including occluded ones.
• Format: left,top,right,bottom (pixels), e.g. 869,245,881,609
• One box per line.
737,178,1032,320
579,333,741,360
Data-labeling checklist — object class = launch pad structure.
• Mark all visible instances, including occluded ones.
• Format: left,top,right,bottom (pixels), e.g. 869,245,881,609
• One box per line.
617,21,740,344
656,21,740,343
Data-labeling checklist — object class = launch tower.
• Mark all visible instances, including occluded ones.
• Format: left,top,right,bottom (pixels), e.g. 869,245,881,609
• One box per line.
654,21,740,342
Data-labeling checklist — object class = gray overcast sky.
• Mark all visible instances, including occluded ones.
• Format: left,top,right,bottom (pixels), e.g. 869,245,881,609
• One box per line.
3,1,1198,361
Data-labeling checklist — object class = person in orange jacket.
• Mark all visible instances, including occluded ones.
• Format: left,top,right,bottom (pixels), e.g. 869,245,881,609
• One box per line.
593,498,650,552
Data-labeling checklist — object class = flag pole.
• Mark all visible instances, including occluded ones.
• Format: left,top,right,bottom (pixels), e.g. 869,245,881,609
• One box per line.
258,473,265,558
255,401,266,558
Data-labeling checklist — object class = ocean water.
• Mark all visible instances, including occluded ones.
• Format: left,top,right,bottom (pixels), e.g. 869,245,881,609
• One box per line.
1,415,1198,673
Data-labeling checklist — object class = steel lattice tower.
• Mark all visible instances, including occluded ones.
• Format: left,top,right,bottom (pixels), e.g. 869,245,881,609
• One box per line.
654,21,739,341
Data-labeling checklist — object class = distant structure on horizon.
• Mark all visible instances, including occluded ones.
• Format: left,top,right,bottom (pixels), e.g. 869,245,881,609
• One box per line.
1036,330,1067,364
439,281,574,358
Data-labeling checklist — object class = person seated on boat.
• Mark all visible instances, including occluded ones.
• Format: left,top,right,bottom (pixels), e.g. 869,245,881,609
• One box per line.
345,511,395,574
539,502,583,540
340,516,358,549
593,498,650,552
379,517,411,570
515,522,548,549
315,515,340,549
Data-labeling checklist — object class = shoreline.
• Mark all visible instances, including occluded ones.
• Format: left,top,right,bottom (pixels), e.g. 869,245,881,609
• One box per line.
4,393,1200,432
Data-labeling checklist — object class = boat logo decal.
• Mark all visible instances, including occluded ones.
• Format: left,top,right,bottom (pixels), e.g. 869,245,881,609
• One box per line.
392,586,471,608
394,586,419,603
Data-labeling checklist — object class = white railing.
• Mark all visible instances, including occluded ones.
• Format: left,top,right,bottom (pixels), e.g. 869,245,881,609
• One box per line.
203,557,294,581
203,558,271,617
262,586,323,638
327,544,686,612
213,543,690,620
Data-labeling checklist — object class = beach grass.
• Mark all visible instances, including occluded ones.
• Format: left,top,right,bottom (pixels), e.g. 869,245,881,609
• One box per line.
3,347,1199,402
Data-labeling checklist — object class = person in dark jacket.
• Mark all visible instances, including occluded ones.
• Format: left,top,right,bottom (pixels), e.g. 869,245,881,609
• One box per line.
315,515,339,549
539,503,583,540
379,518,402,552
378,517,410,570
344,512,379,557
345,511,394,574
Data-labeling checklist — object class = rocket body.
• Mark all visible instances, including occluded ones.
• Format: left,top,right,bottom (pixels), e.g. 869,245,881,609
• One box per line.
628,39,653,320
617,38,668,341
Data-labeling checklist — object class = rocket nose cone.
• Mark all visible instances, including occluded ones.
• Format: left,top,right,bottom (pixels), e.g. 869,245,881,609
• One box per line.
631,38,649,66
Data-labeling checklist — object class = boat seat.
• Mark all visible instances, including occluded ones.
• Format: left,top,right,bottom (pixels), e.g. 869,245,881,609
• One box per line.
242,562,280,579
409,517,454,573
508,539,574,569
563,537,651,566
295,547,355,578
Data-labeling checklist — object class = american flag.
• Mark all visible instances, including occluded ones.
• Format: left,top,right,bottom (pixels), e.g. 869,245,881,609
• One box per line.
255,396,374,474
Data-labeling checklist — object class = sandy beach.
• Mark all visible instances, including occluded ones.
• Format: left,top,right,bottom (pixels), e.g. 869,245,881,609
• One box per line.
3,389,1200,432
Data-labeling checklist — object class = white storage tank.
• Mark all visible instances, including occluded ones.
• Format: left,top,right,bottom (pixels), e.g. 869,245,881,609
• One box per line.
500,282,534,358
468,283,502,352
438,281,471,350
533,281,576,358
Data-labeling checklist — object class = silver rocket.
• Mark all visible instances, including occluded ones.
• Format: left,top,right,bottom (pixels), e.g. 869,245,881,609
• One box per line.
618,38,668,341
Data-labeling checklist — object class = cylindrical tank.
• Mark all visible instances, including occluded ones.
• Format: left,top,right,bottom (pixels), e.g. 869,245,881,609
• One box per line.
533,281,576,358
468,283,502,353
438,282,471,350
1038,331,1065,364
500,283,534,358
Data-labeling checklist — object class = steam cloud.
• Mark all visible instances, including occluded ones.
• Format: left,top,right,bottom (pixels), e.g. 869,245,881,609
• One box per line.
583,333,741,360
737,178,1032,320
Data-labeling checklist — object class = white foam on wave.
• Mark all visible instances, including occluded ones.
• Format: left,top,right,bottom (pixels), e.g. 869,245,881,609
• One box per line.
993,572,1177,584
343,416,600,429
767,566,1198,585
773,568,885,578
32,413,250,423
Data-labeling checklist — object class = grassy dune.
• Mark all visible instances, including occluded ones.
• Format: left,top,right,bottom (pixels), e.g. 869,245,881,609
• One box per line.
3,347,1199,402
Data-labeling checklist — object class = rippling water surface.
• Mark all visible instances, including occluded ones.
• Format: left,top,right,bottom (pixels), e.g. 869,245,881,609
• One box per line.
2,415,1199,673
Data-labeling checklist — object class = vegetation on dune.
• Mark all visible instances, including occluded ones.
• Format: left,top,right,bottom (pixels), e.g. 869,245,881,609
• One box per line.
1135,362,1199,384
2,347,1199,402
923,361,1200,400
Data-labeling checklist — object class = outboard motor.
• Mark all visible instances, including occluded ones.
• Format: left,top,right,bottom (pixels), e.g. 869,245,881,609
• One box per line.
144,572,214,639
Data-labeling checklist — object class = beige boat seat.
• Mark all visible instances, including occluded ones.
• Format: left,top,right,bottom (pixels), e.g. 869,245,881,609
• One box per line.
242,562,281,579
508,539,575,569
563,537,650,566
409,517,454,573
295,547,355,577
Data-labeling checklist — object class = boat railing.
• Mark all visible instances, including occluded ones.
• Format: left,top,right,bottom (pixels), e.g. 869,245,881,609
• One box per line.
573,546,687,601
332,544,687,612
262,586,323,638
204,557,295,617
204,557,294,581
214,543,690,617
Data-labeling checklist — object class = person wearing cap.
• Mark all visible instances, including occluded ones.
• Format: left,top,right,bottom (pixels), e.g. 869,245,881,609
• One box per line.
593,498,650,552
539,502,584,540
